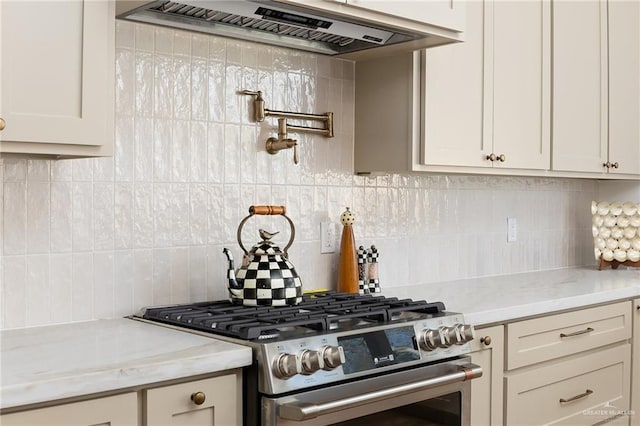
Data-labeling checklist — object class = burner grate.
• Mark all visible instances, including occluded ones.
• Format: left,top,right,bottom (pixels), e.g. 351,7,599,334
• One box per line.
142,291,446,340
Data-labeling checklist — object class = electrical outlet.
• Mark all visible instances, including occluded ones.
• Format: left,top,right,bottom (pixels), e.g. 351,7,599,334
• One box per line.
320,221,337,253
507,217,517,242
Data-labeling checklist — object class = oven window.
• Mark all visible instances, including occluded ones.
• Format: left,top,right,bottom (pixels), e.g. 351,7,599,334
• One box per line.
329,391,461,426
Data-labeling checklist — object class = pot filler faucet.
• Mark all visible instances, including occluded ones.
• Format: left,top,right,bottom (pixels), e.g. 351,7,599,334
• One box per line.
240,90,334,165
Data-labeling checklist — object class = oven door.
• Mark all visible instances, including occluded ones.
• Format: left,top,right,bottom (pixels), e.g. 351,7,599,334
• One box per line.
262,357,481,426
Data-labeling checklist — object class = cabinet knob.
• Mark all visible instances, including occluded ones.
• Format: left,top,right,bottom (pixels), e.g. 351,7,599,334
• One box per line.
486,153,496,162
190,391,206,405
611,162,619,169
0,117,5,131
480,336,492,346
603,161,612,169
497,154,506,162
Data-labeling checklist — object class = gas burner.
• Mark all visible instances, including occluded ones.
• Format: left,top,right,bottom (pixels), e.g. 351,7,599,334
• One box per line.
141,291,446,340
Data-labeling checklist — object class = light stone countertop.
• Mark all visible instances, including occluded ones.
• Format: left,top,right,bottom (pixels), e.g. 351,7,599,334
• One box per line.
383,266,640,326
2,266,639,411
0,318,252,410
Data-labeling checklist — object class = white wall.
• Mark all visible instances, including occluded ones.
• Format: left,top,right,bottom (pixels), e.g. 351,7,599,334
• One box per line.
0,22,599,330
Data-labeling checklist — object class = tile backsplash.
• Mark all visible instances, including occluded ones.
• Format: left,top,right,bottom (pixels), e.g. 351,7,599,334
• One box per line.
1,22,599,329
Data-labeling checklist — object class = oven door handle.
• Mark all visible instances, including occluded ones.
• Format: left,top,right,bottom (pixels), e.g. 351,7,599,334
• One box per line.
278,362,482,421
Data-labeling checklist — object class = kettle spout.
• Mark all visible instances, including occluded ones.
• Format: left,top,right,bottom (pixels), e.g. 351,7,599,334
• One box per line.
223,248,242,291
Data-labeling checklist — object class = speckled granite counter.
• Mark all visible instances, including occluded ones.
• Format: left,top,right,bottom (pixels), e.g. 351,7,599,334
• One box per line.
0,318,252,410
383,266,640,327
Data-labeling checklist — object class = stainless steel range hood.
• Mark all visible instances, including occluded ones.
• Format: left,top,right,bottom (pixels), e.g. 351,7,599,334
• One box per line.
116,1,464,59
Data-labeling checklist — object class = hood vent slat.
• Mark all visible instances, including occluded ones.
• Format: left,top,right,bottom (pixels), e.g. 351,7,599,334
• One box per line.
149,1,356,48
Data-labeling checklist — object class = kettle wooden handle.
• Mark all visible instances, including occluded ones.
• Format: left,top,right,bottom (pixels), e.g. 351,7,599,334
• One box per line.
237,206,296,256
249,205,286,215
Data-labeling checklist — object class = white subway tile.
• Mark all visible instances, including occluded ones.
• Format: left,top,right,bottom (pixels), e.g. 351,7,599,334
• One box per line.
4,158,27,182
207,244,228,301
192,34,208,59
4,182,27,255
224,124,241,183
153,119,172,182
191,59,209,121
154,27,173,54
190,184,207,245
93,252,115,319
153,183,172,247
207,122,224,183
72,253,93,321
209,37,226,61
134,117,154,182
116,20,134,49
94,157,115,182
135,24,154,51
51,159,73,181
27,160,50,182
240,125,256,184
154,54,174,119
174,31,191,56
188,246,207,302
135,51,154,117
171,183,190,245
172,120,190,182
25,255,50,326
114,183,134,249
190,121,207,182
3,256,26,329
133,249,153,311
170,247,189,303
133,183,153,248
26,182,50,254
207,61,226,123
93,183,115,251
116,48,135,116
207,184,224,245
72,158,94,182
115,116,135,182
50,253,72,324
153,248,171,305
72,182,93,252
51,182,73,253
174,57,191,120
114,251,134,317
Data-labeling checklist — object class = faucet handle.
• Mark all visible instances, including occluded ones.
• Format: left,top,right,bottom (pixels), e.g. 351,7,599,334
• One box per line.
293,141,299,165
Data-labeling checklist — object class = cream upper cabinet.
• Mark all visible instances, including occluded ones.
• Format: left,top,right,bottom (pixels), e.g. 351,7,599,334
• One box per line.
344,0,465,32
0,0,115,158
0,393,137,426
354,0,551,174
424,0,550,170
608,0,640,176
552,0,640,176
469,325,504,426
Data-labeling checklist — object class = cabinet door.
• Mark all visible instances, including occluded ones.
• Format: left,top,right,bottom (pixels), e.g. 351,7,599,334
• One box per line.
608,0,640,175
423,0,486,168
1,392,137,426
491,0,550,170
552,0,608,173
345,0,465,32
469,325,504,426
145,374,241,426
0,0,114,157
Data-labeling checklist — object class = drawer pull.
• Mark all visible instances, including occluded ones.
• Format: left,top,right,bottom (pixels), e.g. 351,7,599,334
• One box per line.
191,391,206,405
559,389,593,404
559,327,594,338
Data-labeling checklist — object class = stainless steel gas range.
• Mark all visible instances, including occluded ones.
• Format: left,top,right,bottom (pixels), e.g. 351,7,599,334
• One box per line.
137,291,482,425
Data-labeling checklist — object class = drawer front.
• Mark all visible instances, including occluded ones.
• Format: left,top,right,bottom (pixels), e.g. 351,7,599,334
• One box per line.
506,301,631,369
505,344,631,426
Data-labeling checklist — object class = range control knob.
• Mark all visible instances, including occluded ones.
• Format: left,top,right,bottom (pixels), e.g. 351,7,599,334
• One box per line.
455,324,476,344
272,353,301,379
299,349,325,375
442,325,463,345
321,345,345,370
420,328,448,351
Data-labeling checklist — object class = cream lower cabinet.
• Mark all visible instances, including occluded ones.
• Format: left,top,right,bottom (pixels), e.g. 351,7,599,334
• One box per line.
469,325,504,426
0,392,138,426
0,0,115,158
144,373,242,426
505,301,633,426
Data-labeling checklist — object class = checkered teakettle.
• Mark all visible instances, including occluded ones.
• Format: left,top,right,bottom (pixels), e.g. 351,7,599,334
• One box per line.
223,205,303,306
